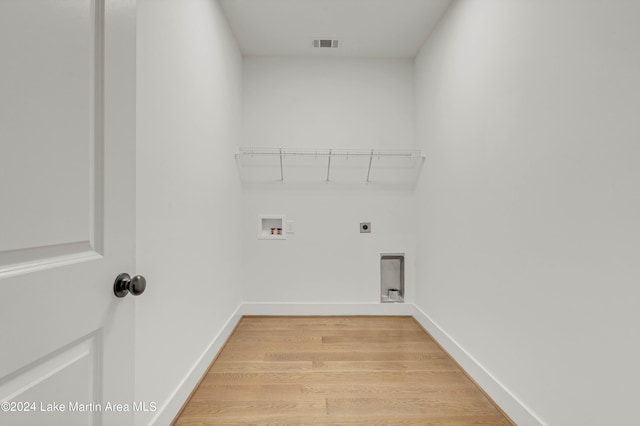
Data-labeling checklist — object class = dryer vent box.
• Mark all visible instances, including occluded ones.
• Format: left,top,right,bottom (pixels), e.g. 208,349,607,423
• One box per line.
381,254,404,303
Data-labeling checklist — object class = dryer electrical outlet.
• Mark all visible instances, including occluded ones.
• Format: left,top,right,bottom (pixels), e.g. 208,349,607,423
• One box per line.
360,222,371,233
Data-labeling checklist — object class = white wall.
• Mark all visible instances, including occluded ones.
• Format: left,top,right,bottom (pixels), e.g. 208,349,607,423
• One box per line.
242,57,417,305
243,57,416,149
414,1,640,425
135,1,242,424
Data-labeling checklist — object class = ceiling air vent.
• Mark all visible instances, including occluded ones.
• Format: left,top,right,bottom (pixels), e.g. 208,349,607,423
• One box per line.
312,39,339,48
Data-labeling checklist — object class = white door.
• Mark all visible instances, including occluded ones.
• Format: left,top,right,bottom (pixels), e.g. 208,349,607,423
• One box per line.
0,1,137,425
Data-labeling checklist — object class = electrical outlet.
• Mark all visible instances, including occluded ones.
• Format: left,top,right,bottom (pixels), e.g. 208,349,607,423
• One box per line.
360,222,371,233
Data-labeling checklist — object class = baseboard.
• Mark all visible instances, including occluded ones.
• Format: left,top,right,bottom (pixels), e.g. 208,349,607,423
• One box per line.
412,304,545,426
149,304,243,426
240,302,414,316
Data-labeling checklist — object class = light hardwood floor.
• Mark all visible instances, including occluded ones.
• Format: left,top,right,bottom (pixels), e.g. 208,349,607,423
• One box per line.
173,316,514,425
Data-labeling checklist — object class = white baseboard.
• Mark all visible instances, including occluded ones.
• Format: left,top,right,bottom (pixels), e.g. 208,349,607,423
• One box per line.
149,304,244,426
411,304,544,426
151,302,542,426
240,302,414,316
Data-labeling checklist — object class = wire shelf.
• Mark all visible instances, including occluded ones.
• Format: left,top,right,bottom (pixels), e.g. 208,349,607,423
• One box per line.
235,147,424,185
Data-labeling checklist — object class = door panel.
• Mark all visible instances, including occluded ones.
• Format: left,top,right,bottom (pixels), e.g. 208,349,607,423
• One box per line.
0,1,136,425
0,335,99,425
0,0,97,259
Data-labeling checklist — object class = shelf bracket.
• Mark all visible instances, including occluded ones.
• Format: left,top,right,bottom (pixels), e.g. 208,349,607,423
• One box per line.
326,149,332,182
366,149,374,182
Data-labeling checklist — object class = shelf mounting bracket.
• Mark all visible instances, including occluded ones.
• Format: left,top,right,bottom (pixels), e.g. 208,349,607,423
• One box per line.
366,149,374,182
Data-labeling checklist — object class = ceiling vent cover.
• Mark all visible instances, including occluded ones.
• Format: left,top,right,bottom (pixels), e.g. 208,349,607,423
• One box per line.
312,39,339,48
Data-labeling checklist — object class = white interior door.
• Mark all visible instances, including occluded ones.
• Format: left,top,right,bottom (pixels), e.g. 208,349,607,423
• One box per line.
0,1,137,425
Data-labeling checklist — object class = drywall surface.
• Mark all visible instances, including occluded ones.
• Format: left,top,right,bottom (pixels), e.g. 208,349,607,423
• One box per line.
135,1,242,424
414,1,640,424
242,56,416,149
242,187,417,303
241,57,417,304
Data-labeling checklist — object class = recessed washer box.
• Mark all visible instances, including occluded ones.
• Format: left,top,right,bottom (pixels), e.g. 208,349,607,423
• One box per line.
258,214,286,240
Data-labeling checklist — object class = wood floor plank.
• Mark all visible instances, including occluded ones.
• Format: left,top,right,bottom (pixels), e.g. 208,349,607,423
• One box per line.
179,399,326,418
300,384,484,399
204,371,473,386
231,335,324,344
172,316,514,425
175,415,512,426
210,361,313,373
234,329,428,339
310,359,457,372
263,350,448,362
320,332,429,344
188,384,305,402
223,341,439,353
326,396,497,416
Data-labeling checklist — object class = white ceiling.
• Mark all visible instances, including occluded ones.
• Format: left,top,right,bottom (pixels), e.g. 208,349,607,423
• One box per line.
219,0,453,58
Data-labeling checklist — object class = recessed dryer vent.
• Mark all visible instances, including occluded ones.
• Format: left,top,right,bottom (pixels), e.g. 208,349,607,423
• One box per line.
381,254,404,303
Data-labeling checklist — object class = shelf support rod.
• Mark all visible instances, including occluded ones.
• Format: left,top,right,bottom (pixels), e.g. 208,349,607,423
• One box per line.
326,149,332,182
366,149,374,183
279,148,284,182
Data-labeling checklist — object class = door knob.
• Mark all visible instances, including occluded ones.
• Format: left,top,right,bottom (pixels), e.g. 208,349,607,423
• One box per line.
113,273,146,298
